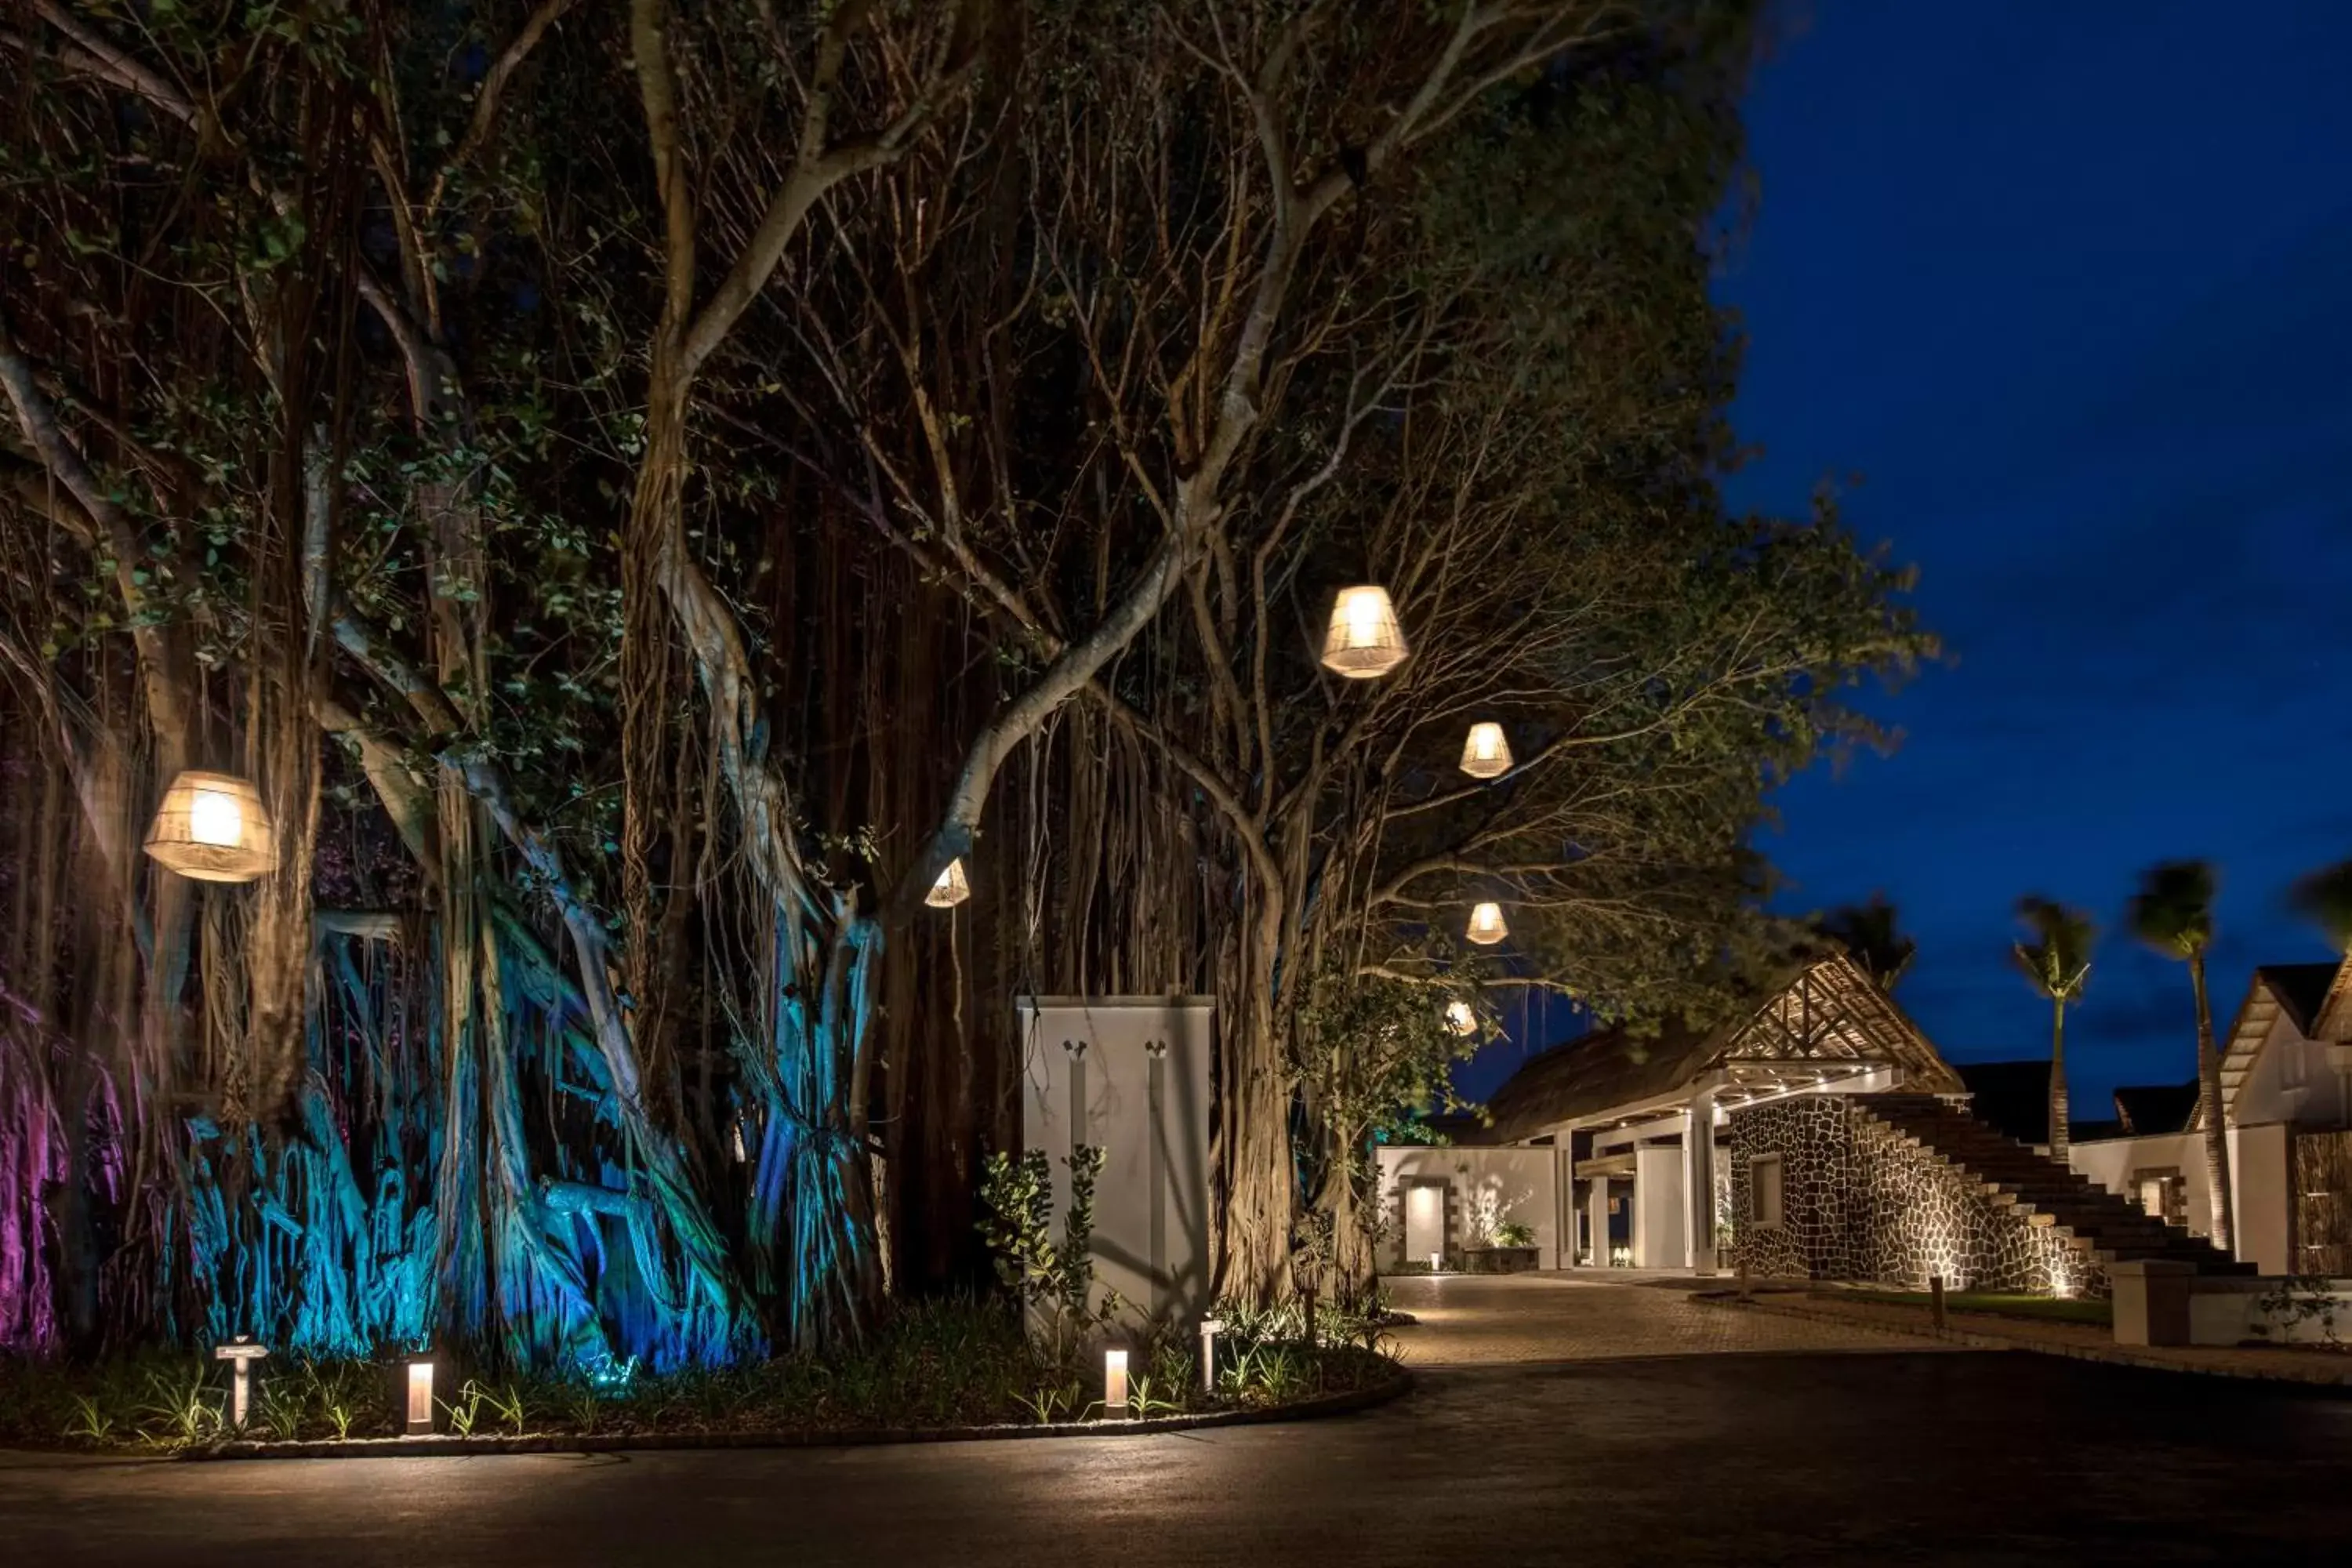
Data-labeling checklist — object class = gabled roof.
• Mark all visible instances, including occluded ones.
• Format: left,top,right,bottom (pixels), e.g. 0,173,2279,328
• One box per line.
2201,960,2346,1129
1477,953,1958,1144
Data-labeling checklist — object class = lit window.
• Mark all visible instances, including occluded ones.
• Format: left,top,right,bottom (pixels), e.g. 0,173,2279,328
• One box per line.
1751,1153,1784,1230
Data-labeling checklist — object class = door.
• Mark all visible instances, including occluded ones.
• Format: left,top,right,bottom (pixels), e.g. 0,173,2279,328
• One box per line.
1403,1183,1446,1265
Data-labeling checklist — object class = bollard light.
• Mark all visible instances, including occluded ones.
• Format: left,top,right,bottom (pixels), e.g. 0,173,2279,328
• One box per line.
1428,1249,1443,1273
1103,1348,1129,1417
405,1357,436,1436
1198,1319,1223,1394
213,1338,268,1429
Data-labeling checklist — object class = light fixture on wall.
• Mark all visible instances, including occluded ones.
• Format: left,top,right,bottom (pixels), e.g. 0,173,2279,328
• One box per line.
1445,1000,1478,1036
1457,722,1512,779
1103,1348,1129,1417
925,857,971,909
1465,902,1508,946
405,1357,436,1436
1319,585,1408,679
145,770,276,882
213,1339,268,1429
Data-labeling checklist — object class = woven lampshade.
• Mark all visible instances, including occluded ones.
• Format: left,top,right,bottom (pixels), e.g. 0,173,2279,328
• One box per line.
1445,1000,1479,1036
1458,721,1513,779
145,769,276,883
1465,902,1508,946
925,856,972,909
1319,585,1408,679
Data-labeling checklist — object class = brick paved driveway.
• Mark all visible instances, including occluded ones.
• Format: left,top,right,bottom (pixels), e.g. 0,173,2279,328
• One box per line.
1383,1271,1947,1364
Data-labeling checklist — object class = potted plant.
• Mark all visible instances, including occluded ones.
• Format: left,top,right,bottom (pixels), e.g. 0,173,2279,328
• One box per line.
1465,1219,1540,1273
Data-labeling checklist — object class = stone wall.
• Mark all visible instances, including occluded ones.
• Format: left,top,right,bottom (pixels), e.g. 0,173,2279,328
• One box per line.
1729,1095,2106,1298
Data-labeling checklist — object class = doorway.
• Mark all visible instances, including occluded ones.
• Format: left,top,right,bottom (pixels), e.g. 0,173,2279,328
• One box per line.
1403,1181,1447,1265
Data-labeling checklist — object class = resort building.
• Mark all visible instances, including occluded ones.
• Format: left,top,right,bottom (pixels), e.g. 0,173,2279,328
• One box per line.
1375,951,2290,1295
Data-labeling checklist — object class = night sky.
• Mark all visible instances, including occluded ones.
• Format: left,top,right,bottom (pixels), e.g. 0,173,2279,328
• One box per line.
1468,2,2352,1112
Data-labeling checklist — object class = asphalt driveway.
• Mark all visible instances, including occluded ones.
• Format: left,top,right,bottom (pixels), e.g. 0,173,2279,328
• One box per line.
7,1282,2350,1566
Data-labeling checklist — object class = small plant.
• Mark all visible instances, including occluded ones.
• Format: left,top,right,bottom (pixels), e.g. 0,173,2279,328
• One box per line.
138,1366,224,1448
1125,1374,1180,1418
557,1379,604,1432
256,1374,308,1441
440,1380,488,1438
1491,1219,1536,1249
976,1143,1124,1366
64,1393,118,1445
475,1380,529,1436
1014,1382,1076,1425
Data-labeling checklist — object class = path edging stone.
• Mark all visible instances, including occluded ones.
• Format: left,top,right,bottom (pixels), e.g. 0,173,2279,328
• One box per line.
180,1368,1415,1461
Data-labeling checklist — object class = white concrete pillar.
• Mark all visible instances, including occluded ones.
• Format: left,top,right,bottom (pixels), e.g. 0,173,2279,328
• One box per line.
1686,1094,1717,1277
1586,1173,1610,1267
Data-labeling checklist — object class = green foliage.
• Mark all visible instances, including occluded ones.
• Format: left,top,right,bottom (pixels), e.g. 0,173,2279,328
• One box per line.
1490,1220,1536,1250
2127,861,2216,961
976,1145,1124,1365
2013,897,2096,1004
1816,895,1918,991
2288,860,2352,952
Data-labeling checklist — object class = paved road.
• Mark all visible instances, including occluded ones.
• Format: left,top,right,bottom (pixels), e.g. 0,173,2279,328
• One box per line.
1381,1270,1954,1363
9,1281,2352,1566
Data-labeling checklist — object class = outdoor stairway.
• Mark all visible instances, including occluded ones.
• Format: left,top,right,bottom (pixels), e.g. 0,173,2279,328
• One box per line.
1851,1094,2256,1276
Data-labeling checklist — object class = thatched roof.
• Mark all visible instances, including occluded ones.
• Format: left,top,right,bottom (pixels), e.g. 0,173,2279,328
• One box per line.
1476,953,1958,1145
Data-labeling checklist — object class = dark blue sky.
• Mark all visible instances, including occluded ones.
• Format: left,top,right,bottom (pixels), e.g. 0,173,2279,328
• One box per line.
1468,1,2352,1111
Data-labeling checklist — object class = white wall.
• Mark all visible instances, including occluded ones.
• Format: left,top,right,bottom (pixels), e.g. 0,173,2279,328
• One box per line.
1374,1145,1566,1269
2069,1123,2293,1274
1634,1143,1687,1269
2186,1276,2352,1345
1017,996,1214,1325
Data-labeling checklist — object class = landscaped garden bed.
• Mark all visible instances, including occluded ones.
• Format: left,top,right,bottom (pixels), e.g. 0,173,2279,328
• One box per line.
0,1298,1402,1455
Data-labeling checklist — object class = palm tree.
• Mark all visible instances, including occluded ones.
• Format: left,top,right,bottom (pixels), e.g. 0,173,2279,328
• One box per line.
2288,858,2352,951
2013,896,2095,1160
2288,857,2352,1037
2127,861,2231,1250
1817,893,1918,993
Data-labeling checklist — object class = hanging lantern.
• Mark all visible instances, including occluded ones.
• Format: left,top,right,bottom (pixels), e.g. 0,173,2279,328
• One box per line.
1458,722,1512,779
926,856,971,909
1465,902,1508,946
1445,1000,1479,1036
1319,585,1408,679
144,770,275,883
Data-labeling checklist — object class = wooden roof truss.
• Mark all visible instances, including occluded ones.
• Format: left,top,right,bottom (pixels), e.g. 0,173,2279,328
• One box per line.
1711,956,1961,1094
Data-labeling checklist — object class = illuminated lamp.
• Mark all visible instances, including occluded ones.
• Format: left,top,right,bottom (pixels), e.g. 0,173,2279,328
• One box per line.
1198,1319,1223,1393
1458,722,1512,779
1428,1249,1443,1272
405,1357,436,1436
1445,1000,1478,1036
1103,1348,1129,1417
213,1338,268,1429
1465,902,1508,946
145,770,275,882
1319,586,1408,679
925,857,972,909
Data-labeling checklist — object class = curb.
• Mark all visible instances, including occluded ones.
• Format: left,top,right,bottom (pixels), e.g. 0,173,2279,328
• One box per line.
180,1368,1415,1461
1693,1291,2352,1391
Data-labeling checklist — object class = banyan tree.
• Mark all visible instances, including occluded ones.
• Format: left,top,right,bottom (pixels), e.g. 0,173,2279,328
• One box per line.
0,0,1926,1366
